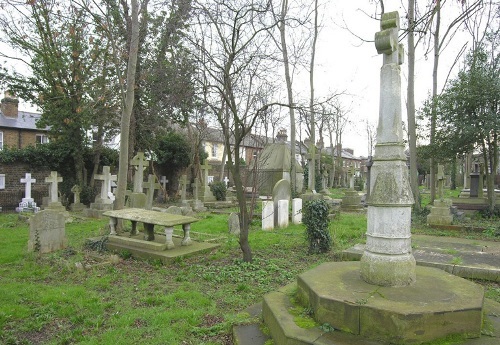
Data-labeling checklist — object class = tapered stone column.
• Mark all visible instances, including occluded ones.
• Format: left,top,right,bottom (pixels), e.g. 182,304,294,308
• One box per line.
360,11,416,287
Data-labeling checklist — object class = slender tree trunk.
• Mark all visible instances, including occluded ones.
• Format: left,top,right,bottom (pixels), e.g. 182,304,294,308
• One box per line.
430,0,441,204
115,0,140,213
407,0,420,210
308,0,319,191
279,0,297,194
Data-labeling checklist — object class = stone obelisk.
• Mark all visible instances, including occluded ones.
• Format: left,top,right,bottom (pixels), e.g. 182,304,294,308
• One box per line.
360,11,416,287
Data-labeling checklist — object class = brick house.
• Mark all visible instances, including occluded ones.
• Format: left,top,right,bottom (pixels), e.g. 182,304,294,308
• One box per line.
0,93,49,150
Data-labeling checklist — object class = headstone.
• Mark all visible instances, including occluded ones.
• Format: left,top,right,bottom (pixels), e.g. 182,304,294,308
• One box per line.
470,173,480,198
179,174,188,204
277,199,289,228
272,179,291,226
292,198,302,224
223,176,230,187
165,205,183,215
437,164,445,200
28,210,67,253
360,12,416,287
16,173,40,212
200,160,216,202
44,171,66,213
85,166,116,218
143,174,160,210
70,185,85,211
228,212,240,235
262,200,274,230
129,152,148,208
191,178,206,212
159,176,169,201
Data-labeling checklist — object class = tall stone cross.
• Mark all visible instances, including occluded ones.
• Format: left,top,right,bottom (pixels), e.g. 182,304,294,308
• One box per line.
360,11,415,287
191,178,199,201
143,174,160,210
20,173,36,201
95,166,117,202
130,152,149,193
45,171,63,203
71,185,82,204
179,174,188,201
200,160,211,188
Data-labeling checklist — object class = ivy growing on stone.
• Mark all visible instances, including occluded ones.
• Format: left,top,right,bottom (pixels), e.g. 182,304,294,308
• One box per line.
303,199,331,254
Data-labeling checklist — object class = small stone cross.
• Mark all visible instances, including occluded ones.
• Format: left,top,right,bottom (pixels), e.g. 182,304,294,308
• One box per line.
191,178,199,201
143,174,160,210
45,171,63,203
375,11,404,66
95,166,117,201
223,176,229,186
20,173,36,200
160,175,168,192
71,185,82,204
179,174,188,201
130,152,149,193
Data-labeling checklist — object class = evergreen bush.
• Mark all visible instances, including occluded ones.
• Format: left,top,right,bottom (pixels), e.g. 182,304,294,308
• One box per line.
303,199,332,254
210,181,227,201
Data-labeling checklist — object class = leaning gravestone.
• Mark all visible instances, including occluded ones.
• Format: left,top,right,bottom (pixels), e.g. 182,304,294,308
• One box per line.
272,179,290,227
228,212,240,235
28,210,67,253
262,200,274,230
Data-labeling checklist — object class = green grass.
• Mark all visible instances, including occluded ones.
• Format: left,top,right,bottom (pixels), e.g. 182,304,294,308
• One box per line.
0,207,497,345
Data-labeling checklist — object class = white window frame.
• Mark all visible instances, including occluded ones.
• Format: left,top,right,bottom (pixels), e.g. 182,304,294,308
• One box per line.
0,131,3,150
211,143,217,157
36,134,49,145
0,174,5,189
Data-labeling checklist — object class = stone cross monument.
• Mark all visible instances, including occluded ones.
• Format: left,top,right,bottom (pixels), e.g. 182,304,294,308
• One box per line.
45,171,62,203
130,152,149,193
360,11,416,287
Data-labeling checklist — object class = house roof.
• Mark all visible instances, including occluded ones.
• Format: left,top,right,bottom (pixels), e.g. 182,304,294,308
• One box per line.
0,110,48,131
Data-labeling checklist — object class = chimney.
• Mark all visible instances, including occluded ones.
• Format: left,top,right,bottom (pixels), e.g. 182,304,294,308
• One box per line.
276,128,287,142
1,91,19,118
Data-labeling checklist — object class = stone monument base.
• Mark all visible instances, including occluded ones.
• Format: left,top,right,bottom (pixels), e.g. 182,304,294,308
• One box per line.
427,199,454,226
263,261,484,345
341,190,363,212
83,201,113,218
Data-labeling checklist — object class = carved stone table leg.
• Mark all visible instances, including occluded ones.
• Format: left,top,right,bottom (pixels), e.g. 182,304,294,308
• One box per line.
109,217,117,235
130,221,138,236
181,223,192,246
144,223,155,241
165,226,175,249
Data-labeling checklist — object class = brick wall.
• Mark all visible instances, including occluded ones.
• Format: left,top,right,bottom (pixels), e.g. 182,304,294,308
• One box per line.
0,163,51,210
1,128,46,149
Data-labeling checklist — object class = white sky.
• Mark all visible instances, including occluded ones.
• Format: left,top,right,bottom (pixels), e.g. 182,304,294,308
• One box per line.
2,0,478,158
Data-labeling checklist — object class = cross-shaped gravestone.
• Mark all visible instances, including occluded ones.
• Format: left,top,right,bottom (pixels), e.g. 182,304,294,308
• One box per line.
160,176,168,194
20,173,36,201
179,174,188,201
130,152,149,193
71,185,82,204
191,178,199,201
437,164,445,200
200,160,211,188
143,174,160,210
45,171,63,203
223,176,229,186
95,166,117,202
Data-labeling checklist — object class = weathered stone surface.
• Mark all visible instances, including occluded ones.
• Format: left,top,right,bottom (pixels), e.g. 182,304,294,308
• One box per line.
165,206,183,215
277,199,289,228
228,212,240,235
28,210,67,253
272,179,290,226
292,198,302,224
262,200,274,231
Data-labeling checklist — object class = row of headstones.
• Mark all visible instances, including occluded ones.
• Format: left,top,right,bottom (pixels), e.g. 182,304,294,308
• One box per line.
262,179,302,230
15,171,65,213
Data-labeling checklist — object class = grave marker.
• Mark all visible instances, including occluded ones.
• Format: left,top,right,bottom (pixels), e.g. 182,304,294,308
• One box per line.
143,174,160,210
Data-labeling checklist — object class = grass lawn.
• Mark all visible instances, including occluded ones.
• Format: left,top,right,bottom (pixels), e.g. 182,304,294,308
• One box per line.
0,195,498,345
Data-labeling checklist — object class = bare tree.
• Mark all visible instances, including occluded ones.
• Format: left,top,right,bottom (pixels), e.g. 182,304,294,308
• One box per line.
191,0,279,262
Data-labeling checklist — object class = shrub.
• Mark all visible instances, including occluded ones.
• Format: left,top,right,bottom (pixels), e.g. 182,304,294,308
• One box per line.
303,199,331,254
210,181,227,201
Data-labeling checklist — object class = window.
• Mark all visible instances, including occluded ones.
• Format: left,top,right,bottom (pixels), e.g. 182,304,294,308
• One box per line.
211,143,217,157
0,174,4,189
36,134,49,145
0,131,3,150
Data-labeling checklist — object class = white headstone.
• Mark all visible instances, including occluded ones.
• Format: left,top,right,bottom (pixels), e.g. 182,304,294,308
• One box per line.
262,200,274,231
272,179,291,226
95,166,117,203
223,176,230,186
277,199,289,228
20,172,36,202
292,198,302,224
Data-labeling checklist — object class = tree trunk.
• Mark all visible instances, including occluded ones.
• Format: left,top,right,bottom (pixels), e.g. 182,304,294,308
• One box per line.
115,0,140,213
308,0,319,191
430,0,441,204
407,0,420,210
279,0,297,194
